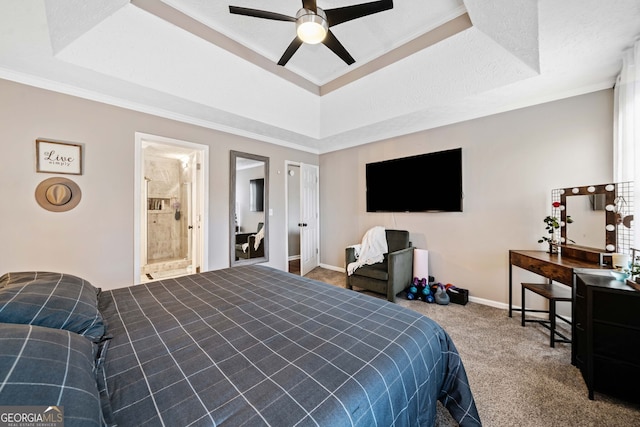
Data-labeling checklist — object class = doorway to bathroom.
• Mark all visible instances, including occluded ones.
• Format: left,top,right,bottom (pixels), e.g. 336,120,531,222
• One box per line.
134,133,208,284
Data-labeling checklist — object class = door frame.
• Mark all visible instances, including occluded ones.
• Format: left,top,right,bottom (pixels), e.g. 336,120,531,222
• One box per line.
134,132,209,283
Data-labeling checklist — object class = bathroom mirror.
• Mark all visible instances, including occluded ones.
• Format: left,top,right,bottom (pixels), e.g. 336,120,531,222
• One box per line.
230,151,269,266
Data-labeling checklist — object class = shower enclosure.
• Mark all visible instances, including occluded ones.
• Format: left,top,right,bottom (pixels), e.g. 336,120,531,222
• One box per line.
141,145,196,282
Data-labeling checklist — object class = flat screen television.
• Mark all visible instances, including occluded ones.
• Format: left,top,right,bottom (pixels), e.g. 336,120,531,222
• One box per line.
366,148,463,212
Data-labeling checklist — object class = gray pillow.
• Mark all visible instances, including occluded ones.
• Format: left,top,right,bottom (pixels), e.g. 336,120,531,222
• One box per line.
0,323,104,427
0,271,106,342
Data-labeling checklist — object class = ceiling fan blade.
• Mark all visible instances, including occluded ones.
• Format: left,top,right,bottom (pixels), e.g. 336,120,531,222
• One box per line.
278,37,304,66
325,0,393,27
302,0,317,12
322,30,355,65
229,6,295,22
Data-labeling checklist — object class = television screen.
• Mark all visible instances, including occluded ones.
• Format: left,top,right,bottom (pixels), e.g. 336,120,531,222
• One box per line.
366,148,463,212
249,178,264,212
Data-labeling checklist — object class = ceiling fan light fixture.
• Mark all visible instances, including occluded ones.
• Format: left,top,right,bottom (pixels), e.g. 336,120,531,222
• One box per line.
296,8,328,44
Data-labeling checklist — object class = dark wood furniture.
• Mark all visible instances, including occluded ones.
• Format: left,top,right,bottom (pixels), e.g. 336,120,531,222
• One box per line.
574,273,640,403
521,282,572,347
508,250,610,317
509,250,611,359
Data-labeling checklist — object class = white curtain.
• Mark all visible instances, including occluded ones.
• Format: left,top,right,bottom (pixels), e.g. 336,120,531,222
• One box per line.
613,39,640,248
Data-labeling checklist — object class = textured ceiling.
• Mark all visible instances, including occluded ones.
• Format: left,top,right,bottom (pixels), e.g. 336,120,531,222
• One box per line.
0,0,639,154
160,0,467,86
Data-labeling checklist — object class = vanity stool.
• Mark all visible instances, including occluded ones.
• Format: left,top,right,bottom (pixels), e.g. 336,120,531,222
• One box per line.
521,282,572,347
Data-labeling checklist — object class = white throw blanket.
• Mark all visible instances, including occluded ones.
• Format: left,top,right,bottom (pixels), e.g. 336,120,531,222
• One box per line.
241,226,265,253
347,226,388,276
253,226,265,250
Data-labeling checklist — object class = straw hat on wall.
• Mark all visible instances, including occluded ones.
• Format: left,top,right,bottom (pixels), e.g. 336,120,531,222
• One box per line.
35,177,81,212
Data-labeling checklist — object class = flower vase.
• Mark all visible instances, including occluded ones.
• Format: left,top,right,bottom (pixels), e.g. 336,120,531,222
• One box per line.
548,241,557,254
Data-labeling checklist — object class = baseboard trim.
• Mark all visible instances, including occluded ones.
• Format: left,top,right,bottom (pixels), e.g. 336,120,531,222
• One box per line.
468,296,509,309
319,263,345,273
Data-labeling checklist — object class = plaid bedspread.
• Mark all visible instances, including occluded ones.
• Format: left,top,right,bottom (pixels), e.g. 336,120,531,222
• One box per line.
98,266,480,426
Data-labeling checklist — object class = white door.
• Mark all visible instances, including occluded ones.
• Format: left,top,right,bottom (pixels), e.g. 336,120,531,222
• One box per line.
300,163,319,276
189,155,203,273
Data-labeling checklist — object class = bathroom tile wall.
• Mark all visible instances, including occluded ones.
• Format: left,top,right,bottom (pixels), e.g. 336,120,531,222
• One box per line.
146,156,183,262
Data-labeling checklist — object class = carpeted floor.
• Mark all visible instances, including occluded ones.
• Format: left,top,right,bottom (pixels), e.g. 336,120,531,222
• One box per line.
303,267,640,427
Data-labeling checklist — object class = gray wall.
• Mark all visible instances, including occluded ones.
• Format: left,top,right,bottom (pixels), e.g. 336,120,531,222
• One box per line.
0,78,317,289
320,90,614,306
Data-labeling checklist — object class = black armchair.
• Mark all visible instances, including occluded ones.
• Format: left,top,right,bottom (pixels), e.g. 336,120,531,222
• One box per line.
346,229,414,303
235,222,265,260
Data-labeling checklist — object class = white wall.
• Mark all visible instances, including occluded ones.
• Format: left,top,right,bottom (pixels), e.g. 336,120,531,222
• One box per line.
0,79,318,289
320,90,614,307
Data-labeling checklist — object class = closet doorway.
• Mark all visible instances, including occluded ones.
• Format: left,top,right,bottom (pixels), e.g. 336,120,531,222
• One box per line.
286,161,319,276
134,133,208,283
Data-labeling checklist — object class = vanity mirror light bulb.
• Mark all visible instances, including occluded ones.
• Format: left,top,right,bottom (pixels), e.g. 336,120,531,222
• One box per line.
605,204,615,211
572,188,580,194
606,224,616,231
587,186,596,192
606,244,616,252
605,184,615,191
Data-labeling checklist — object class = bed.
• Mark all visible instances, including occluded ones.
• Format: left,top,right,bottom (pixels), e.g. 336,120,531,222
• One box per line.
0,266,480,426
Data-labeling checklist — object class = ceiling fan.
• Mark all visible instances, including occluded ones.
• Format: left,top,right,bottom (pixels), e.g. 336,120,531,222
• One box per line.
229,0,394,66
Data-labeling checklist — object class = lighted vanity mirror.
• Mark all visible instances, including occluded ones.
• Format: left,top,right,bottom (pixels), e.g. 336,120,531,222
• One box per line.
564,194,607,248
229,151,269,267
552,183,617,263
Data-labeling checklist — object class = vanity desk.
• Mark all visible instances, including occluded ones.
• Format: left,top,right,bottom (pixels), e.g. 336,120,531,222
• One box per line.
508,250,611,318
508,182,637,401
509,183,623,320
509,250,612,359
510,251,639,402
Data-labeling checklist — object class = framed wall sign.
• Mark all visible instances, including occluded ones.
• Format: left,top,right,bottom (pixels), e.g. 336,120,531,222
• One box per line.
36,139,83,175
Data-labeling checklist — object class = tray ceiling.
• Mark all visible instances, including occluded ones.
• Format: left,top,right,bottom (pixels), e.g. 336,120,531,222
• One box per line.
0,0,638,153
